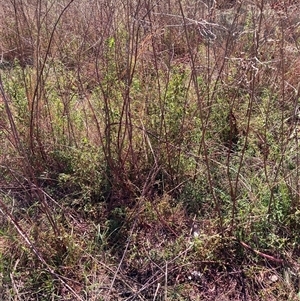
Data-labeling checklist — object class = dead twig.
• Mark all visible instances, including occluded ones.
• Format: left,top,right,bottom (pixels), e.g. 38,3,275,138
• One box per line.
239,240,283,263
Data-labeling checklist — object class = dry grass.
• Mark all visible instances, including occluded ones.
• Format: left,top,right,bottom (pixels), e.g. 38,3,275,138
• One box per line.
0,0,300,300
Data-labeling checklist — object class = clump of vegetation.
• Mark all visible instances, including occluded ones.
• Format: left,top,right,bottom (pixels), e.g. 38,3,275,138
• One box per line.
0,0,300,300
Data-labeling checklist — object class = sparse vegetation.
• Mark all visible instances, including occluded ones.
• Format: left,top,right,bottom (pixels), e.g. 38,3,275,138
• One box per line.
0,0,300,300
